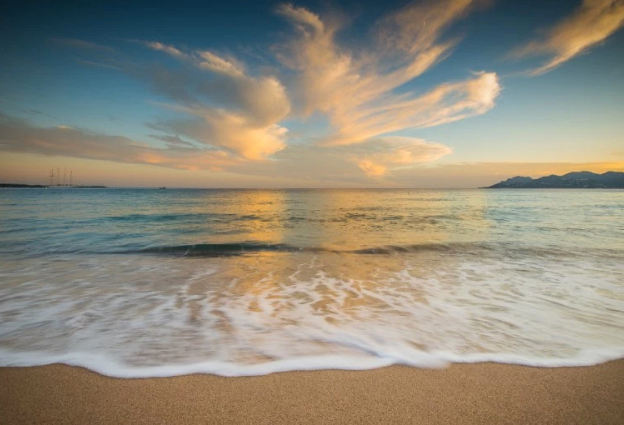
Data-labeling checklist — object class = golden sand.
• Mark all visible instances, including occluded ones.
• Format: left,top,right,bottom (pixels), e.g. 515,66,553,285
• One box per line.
1,361,624,424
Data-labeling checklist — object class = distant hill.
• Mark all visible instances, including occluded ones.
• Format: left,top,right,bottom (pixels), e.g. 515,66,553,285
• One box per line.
0,183,107,189
0,183,46,188
485,171,624,189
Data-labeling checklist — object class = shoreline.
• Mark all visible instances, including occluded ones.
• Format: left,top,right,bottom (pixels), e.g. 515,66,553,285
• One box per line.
2,361,624,424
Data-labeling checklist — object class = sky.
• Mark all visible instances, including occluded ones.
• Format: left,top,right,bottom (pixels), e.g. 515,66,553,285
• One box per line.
1,0,623,188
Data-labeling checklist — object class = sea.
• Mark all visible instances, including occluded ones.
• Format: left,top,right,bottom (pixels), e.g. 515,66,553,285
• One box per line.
0,188,623,377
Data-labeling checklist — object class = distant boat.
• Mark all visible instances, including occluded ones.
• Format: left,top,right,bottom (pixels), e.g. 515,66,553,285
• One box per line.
47,167,76,188
158,187,166,190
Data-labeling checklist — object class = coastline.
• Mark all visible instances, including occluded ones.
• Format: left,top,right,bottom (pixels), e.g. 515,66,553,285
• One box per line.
2,361,623,424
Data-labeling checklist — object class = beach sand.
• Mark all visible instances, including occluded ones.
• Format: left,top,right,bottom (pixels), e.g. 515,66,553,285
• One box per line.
1,361,624,424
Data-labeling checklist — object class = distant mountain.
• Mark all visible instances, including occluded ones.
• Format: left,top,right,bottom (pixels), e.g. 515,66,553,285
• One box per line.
0,183,46,188
486,171,624,189
0,183,107,188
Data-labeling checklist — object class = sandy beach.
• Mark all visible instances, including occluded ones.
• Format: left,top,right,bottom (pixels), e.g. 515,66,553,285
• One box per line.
1,361,623,424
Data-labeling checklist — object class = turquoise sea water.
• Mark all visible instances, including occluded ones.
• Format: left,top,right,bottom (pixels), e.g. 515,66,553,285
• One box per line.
1,188,623,376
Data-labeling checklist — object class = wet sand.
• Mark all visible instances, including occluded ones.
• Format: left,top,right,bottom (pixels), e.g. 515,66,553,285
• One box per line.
1,361,624,424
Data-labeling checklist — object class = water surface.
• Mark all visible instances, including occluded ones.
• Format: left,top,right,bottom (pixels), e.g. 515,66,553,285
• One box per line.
1,188,623,376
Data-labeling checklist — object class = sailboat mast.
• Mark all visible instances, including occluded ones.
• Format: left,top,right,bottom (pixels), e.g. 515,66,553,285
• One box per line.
49,168,55,186
70,170,73,186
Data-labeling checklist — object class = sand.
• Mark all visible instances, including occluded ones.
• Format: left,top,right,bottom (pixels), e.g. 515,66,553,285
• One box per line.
1,361,624,424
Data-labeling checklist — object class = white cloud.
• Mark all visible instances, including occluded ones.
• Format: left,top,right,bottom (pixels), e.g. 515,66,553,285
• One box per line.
512,0,624,75
20,2,509,181
276,1,500,147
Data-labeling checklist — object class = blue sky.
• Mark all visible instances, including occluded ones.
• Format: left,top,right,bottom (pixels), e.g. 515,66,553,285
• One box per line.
1,0,623,187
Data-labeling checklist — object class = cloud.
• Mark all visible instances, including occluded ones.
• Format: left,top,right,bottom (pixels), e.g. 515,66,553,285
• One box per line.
0,114,242,171
224,136,453,184
375,0,483,54
512,0,624,75
148,107,289,161
52,38,117,53
22,109,44,116
21,109,56,119
276,1,500,146
276,3,326,34
224,145,624,188
148,133,196,147
355,137,453,177
74,58,122,70
6,113,622,189
39,2,505,181
141,41,186,59
135,42,291,160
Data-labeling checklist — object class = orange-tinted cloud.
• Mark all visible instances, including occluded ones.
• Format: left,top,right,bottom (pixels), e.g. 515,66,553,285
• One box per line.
375,0,483,54
3,111,622,188
276,1,500,146
355,137,453,177
0,114,243,171
140,42,291,160
19,2,513,182
512,0,624,75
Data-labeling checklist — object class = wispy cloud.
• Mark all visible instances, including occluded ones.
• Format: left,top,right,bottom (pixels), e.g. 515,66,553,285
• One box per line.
5,112,622,188
74,58,122,70
276,1,500,147
21,109,56,119
52,38,117,53
148,133,196,148
31,2,505,180
374,0,483,54
0,114,242,171
224,150,624,188
512,0,624,75
355,137,453,177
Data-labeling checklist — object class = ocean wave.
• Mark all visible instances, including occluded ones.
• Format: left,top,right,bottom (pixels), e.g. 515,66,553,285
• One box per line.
105,212,237,222
129,242,303,256
118,241,475,256
118,241,624,258
2,239,623,260
2,348,624,378
2,189,623,378
1,251,623,378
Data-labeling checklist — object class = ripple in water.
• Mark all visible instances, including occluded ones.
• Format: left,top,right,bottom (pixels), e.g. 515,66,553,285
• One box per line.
0,189,623,376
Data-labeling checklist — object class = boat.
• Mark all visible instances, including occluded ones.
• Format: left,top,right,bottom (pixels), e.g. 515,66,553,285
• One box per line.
47,168,75,188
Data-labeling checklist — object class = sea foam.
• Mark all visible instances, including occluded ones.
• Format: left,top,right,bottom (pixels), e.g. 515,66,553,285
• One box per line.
3,348,624,378
1,249,624,378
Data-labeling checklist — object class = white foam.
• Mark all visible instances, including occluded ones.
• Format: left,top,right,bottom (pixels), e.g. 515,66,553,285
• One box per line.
3,347,624,378
1,252,624,377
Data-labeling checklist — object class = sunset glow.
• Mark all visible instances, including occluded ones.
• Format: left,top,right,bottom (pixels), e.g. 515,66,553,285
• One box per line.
1,0,623,187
